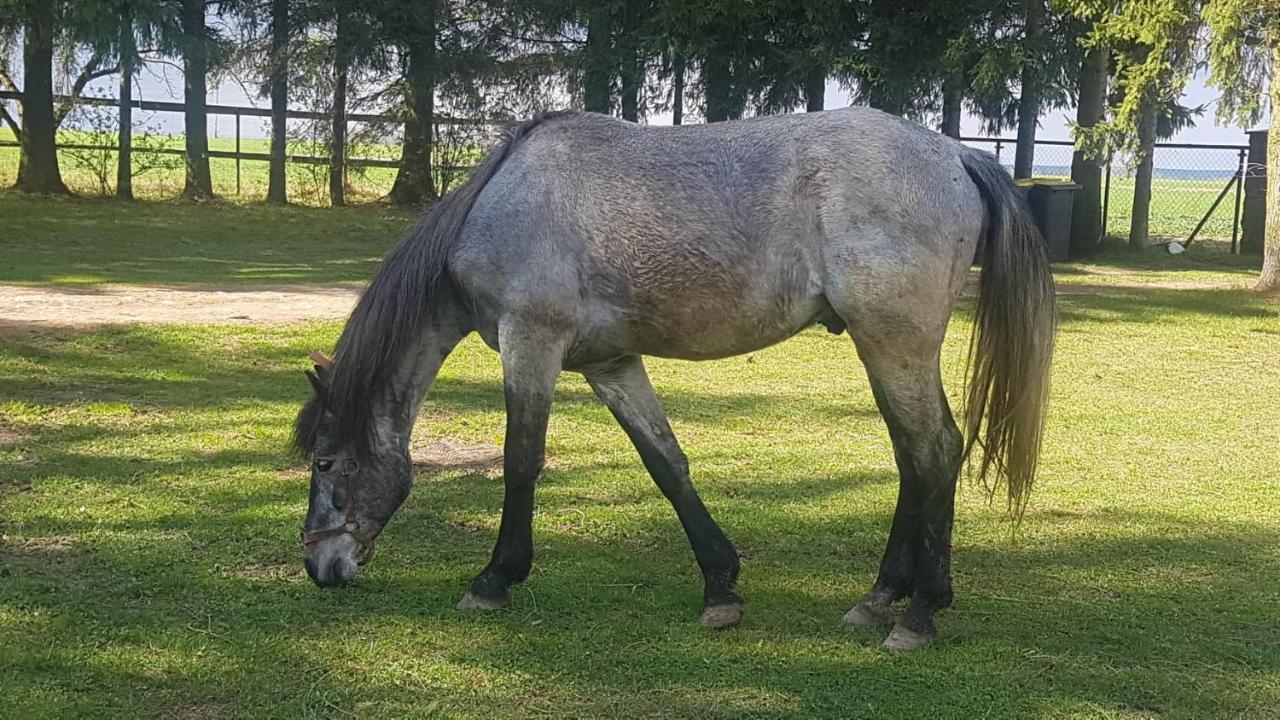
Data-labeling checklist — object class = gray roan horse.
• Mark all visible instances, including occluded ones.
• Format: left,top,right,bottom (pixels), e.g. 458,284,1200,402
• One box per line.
294,107,1055,650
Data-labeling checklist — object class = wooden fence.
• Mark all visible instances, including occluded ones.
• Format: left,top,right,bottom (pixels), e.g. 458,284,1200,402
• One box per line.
0,90,499,194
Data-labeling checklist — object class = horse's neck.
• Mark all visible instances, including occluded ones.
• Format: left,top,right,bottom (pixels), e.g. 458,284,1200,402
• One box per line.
367,309,469,451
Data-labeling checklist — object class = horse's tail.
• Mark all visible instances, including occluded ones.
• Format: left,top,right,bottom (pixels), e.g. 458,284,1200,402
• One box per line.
959,149,1057,518
301,111,566,455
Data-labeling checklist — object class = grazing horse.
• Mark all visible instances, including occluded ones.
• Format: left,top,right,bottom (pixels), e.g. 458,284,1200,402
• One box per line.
294,108,1055,650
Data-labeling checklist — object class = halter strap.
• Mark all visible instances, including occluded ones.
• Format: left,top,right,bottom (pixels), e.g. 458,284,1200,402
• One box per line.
300,459,376,554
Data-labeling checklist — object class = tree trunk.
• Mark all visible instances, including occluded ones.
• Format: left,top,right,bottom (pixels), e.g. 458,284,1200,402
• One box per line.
671,51,685,125
15,1,68,195
266,0,288,204
618,1,640,122
1257,45,1280,292
389,2,438,207
804,65,825,112
181,0,213,200
703,53,732,122
941,73,962,138
330,55,348,207
1014,0,1044,179
583,6,612,114
117,13,135,200
867,84,905,116
620,52,640,121
1069,43,1108,254
1128,101,1157,248
329,8,350,208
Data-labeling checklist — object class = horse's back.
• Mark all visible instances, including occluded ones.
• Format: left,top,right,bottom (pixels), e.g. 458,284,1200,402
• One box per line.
450,109,984,364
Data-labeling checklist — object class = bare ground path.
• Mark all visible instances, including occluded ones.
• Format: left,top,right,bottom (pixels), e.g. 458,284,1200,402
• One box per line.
0,283,361,328
0,272,1260,329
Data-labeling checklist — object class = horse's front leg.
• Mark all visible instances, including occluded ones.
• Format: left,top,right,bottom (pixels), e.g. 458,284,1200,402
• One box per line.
585,356,743,628
457,325,563,611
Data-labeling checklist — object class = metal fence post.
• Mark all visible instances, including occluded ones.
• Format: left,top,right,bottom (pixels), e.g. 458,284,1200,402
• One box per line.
994,140,1003,163
234,111,242,196
1101,156,1112,240
1241,130,1267,255
1232,147,1246,254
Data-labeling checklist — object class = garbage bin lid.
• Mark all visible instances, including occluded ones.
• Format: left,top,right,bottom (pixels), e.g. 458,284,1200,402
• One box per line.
1014,178,1083,190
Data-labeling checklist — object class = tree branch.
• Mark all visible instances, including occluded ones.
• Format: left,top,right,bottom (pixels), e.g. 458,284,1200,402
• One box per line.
0,68,18,94
0,67,20,138
0,101,21,140
55,50,119,126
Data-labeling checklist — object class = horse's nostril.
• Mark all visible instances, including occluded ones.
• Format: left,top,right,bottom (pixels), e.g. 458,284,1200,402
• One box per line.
330,556,359,586
304,556,321,585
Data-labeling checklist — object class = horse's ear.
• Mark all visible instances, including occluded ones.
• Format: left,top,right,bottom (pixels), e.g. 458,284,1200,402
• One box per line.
305,369,329,403
308,350,333,381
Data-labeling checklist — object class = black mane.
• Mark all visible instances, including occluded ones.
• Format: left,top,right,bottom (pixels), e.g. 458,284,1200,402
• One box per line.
291,111,570,458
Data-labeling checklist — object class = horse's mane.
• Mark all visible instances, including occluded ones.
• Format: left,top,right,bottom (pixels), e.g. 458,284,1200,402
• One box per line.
291,111,572,458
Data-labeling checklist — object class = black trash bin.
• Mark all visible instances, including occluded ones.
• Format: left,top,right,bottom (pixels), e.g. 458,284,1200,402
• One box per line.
1015,179,1081,262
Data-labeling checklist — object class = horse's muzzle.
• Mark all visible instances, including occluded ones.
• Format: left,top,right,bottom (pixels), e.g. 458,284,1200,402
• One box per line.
304,552,359,587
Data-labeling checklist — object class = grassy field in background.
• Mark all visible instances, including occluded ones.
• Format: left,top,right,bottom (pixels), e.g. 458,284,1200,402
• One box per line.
0,128,408,205
0,194,413,285
0,127,1250,247
1,198,1278,718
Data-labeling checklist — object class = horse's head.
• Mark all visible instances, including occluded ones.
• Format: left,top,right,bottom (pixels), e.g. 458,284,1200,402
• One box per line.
296,351,412,588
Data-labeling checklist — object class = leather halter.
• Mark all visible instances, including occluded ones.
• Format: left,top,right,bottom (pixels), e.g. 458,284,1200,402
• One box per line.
300,459,376,556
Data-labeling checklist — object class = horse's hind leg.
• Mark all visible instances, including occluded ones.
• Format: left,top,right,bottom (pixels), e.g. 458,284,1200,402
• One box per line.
584,356,744,628
457,321,565,611
840,336,964,649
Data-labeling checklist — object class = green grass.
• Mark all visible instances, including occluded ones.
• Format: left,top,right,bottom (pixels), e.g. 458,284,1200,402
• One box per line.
0,128,469,206
2,201,1278,718
0,194,413,285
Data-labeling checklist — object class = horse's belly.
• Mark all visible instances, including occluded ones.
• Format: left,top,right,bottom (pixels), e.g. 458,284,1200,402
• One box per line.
576,291,832,363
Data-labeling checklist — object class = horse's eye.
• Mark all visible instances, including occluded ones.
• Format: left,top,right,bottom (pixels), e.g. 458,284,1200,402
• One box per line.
315,459,334,472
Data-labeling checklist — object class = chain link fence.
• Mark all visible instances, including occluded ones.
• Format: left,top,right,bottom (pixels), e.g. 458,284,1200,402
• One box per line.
963,137,1249,250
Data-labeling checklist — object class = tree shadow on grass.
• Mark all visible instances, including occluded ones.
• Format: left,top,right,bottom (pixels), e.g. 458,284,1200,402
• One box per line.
5,483,1277,718
0,194,415,286
0,324,881,449
1056,287,1280,325
1058,239,1262,274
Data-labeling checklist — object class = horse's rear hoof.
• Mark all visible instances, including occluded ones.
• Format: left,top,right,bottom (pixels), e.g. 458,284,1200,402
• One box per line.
457,591,508,611
843,601,894,628
882,624,933,650
700,602,744,628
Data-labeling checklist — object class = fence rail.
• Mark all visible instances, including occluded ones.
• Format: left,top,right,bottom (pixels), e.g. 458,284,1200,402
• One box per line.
0,90,497,197
0,90,495,126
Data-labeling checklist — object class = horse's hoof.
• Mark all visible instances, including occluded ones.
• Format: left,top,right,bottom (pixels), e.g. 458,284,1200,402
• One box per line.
700,602,744,628
456,591,508,611
842,601,894,627
882,624,933,651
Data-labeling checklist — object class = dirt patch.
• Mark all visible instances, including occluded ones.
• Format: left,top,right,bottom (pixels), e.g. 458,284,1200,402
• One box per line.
0,283,360,328
0,422,27,446
411,438,504,473
224,563,300,582
2,274,1266,331
171,703,231,720
0,535,78,570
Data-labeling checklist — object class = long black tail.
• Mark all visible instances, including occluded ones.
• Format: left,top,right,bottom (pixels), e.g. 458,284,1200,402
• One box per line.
960,149,1057,518
294,111,566,456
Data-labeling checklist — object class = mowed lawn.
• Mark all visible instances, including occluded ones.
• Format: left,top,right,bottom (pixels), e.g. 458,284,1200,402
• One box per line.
1,198,1278,718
